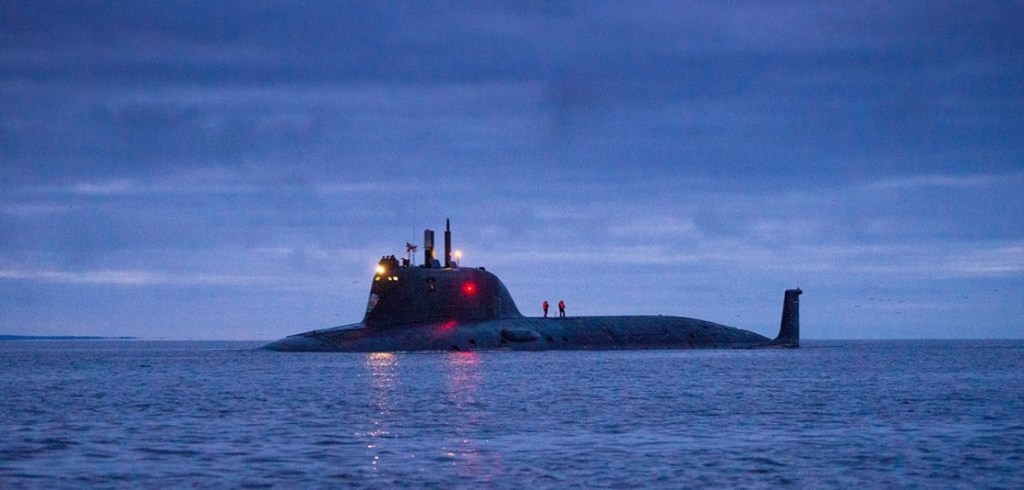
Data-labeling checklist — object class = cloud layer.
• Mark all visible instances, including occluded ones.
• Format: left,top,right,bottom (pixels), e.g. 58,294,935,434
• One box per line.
2,2,1022,339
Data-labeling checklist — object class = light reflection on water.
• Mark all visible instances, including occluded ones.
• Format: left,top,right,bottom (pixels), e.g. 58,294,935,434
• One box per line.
366,352,399,415
441,352,492,482
443,351,482,411
359,351,495,482
364,352,398,470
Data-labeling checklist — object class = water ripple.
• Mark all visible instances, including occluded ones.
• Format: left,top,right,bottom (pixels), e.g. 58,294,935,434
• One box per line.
0,340,1022,487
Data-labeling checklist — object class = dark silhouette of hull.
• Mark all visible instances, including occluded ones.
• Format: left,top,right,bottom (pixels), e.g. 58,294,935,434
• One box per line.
264,314,794,352
263,220,801,353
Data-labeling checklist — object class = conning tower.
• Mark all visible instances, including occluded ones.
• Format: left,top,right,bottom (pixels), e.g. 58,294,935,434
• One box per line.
364,219,523,327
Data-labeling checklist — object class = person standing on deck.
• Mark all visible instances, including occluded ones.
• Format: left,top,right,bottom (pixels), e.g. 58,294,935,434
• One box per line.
542,301,549,318
558,300,565,318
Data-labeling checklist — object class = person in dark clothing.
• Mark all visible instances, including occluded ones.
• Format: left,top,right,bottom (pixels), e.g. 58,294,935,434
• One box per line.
558,300,565,318
542,301,549,318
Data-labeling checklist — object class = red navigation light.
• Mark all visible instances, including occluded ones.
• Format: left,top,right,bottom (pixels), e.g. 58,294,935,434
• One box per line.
462,282,477,296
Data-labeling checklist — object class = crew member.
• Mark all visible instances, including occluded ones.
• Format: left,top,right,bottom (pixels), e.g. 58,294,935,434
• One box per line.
558,300,566,318
542,301,549,318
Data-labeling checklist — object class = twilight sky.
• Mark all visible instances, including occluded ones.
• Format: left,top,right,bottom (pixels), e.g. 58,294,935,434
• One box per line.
2,1,1022,340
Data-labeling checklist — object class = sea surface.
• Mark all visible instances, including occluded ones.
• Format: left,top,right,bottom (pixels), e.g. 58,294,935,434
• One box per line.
1,340,1022,488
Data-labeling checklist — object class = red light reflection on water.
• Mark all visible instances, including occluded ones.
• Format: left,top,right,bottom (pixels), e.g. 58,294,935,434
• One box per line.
442,320,457,330
442,351,487,479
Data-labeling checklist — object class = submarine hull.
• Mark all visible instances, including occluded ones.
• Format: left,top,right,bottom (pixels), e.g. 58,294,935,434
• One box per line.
263,316,779,352
262,220,801,353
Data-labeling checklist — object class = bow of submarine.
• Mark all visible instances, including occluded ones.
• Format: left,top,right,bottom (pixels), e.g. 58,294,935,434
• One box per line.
263,330,337,352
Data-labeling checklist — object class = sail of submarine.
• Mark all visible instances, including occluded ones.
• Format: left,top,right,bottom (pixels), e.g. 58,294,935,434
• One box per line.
263,219,801,352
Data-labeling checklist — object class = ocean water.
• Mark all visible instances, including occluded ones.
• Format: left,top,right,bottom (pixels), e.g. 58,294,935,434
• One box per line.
1,340,1022,488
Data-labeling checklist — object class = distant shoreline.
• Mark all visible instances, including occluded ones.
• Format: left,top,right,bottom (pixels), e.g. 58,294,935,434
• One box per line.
0,335,137,341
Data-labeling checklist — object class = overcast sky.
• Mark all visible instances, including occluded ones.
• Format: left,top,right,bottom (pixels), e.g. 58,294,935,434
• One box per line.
2,1,1022,340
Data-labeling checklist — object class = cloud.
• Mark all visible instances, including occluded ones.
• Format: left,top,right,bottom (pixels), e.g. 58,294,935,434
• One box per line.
0,268,266,286
940,245,1024,277
71,179,134,195
864,173,1019,190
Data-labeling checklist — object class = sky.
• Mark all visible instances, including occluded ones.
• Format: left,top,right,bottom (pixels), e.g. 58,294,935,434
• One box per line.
2,1,1022,340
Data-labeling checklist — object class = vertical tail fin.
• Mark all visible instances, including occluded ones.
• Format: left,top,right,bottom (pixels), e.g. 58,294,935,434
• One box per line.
774,288,801,347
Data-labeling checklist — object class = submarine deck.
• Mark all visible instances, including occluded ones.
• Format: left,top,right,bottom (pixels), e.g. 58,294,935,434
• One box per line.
264,315,775,352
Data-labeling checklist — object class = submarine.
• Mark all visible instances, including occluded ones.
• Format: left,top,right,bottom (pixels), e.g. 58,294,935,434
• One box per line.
263,220,801,352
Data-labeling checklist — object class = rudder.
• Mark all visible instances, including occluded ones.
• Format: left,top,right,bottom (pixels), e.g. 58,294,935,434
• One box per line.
774,288,801,347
